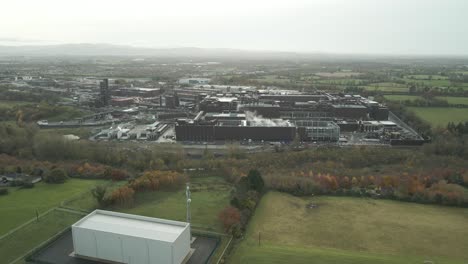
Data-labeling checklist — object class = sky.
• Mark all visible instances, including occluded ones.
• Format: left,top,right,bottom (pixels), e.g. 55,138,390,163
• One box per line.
1,0,468,55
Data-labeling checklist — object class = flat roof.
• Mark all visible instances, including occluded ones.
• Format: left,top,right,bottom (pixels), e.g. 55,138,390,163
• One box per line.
73,210,189,243
331,104,367,109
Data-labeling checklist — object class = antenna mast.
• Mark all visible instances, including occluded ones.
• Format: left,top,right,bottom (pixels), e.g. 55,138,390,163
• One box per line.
186,183,191,224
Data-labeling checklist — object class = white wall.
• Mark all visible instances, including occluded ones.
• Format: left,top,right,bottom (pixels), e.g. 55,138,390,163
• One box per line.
73,227,173,264
172,226,191,264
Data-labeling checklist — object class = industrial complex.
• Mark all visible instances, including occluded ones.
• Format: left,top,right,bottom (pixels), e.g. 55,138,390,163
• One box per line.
29,77,424,146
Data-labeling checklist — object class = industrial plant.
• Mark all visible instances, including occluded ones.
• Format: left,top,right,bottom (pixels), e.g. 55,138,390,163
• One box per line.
28,77,424,146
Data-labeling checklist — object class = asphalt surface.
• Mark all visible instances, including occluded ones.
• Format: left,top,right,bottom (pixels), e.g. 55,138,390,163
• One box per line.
29,230,219,264
186,236,219,264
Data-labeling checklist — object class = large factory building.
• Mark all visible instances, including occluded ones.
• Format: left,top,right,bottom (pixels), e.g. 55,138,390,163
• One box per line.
175,119,296,142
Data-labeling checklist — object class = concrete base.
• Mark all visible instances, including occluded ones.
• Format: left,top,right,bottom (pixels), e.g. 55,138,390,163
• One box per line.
71,252,125,264
181,248,196,264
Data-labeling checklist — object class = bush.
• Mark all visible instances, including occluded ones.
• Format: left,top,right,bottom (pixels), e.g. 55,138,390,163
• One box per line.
107,186,135,207
92,185,109,207
22,181,34,189
44,168,68,184
10,180,25,187
0,188,8,195
129,170,185,192
218,206,241,233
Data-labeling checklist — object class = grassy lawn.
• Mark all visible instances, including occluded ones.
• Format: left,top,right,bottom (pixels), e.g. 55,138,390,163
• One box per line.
229,192,468,264
0,179,104,236
407,107,468,127
0,209,82,264
117,176,231,232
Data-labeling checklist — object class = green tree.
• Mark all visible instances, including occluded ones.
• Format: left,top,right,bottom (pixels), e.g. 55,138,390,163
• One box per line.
92,185,108,207
247,169,265,192
44,168,68,184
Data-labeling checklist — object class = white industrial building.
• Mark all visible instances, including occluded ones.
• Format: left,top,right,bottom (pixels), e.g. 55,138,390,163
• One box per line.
72,210,191,264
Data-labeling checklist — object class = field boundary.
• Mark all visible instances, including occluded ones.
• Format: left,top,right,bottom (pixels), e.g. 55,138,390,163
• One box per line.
9,225,72,264
0,207,56,241
215,235,233,264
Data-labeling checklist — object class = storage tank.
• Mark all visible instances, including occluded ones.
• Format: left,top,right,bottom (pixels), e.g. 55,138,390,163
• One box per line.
72,210,191,264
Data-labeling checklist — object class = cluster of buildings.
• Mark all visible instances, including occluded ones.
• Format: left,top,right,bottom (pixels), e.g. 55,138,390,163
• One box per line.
173,86,423,145
93,121,171,141
8,74,422,145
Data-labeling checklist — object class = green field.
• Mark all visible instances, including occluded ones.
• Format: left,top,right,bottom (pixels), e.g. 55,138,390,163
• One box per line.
229,192,468,264
384,95,421,101
436,96,468,105
408,107,468,126
0,101,34,109
0,179,104,235
403,78,452,87
119,176,231,232
251,75,293,84
0,209,82,264
364,83,408,92
406,75,448,80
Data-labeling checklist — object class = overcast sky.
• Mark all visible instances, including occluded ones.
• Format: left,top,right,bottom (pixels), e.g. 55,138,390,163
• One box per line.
1,0,467,55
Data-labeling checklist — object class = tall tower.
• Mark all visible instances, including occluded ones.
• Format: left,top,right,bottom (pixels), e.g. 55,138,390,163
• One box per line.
100,79,110,107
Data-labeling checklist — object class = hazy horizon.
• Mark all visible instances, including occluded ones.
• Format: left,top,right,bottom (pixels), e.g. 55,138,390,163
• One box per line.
2,0,468,56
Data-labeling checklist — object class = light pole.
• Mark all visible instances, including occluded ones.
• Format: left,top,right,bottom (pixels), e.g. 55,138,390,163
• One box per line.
186,183,192,242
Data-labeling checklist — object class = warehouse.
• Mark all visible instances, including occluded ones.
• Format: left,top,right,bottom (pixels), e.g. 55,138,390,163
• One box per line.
175,120,296,142
72,210,191,264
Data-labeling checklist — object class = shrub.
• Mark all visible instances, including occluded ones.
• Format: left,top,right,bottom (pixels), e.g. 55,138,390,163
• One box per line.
22,181,34,189
110,169,129,181
44,168,68,184
92,185,108,207
218,206,241,233
10,180,25,187
107,186,135,207
0,188,8,195
129,170,185,192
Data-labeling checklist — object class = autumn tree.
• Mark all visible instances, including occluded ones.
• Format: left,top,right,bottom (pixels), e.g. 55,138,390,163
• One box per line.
218,206,241,232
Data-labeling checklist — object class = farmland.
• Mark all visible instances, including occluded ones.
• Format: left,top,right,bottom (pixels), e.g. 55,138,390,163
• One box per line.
383,95,421,101
363,83,408,92
229,192,468,264
385,95,468,105
437,96,468,105
407,107,468,126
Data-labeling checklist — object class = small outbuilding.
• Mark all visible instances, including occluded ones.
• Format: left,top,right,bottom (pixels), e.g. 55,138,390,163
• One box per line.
72,210,191,264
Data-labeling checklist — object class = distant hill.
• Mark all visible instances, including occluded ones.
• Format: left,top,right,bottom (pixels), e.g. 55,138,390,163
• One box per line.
0,43,308,59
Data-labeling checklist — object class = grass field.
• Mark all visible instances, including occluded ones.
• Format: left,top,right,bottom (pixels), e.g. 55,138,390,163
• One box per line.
0,101,34,109
315,72,361,78
407,107,468,126
436,96,468,105
405,75,448,80
385,95,468,105
0,179,104,236
229,192,468,264
384,95,421,101
119,176,231,232
251,75,293,84
364,83,408,92
0,209,82,264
